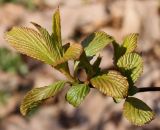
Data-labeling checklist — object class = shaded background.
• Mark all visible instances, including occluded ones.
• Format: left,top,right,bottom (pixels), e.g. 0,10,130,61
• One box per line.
0,0,160,130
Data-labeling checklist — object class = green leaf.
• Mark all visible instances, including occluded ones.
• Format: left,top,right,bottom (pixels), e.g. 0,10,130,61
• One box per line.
52,8,62,52
90,71,129,98
66,84,90,107
20,81,66,116
61,43,83,62
123,97,155,126
122,33,138,53
82,31,114,56
117,53,143,84
31,22,62,60
113,34,138,64
5,27,61,65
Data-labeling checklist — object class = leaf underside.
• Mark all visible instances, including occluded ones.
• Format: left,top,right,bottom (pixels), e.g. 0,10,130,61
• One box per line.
91,71,129,98
123,97,155,126
20,81,66,116
66,84,90,107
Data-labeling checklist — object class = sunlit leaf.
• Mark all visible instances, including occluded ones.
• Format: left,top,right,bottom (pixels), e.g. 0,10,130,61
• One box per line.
122,33,138,53
52,8,62,52
117,53,143,84
123,97,155,126
5,27,60,65
82,31,114,56
31,22,62,60
90,71,129,98
20,81,66,116
61,43,83,62
66,84,90,107
113,34,138,64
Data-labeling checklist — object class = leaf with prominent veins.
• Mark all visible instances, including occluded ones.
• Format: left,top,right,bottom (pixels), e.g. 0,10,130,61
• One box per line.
32,22,62,59
122,33,139,53
61,43,83,62
91,71,129,98
52,8,62,52
123,97,155,126
117,53,143,84
5,27,58,65
66,84,90,107
82,31,114,56
20,81,66,116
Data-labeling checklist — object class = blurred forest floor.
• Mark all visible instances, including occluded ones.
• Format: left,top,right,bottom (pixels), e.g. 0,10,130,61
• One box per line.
0,0,160,130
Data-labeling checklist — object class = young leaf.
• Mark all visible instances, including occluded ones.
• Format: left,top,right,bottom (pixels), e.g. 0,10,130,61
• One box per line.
5,27,60,65
117,53,143,84
60,43,83,62
82,31,114,56
31,22,62,60
113,34,138,64
66,84,90,107
20,81,66,116
52,8,62,52
123,97,155,126
122,33,138,53
90,71,129,98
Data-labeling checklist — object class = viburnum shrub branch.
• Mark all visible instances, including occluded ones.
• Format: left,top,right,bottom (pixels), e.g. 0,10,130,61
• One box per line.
4,8,159,126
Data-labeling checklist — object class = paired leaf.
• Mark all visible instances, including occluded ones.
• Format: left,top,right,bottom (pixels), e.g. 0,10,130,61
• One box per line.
20,81,66,116
117,53,143,84
122,33,138,53
123,97,155,126
90,71,129,98
82,31,114,56
66,84,90,107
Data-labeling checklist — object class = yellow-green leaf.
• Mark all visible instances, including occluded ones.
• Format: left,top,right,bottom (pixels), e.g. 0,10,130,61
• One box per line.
90,71,129,98
122,33,138,53
82,31,114,56
61,43,83,62
123,97,155,126
52,8,62,51
66,84,90,107
117,53,143,84
31,22,62,60
5,27,60,65
20,81,66,116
